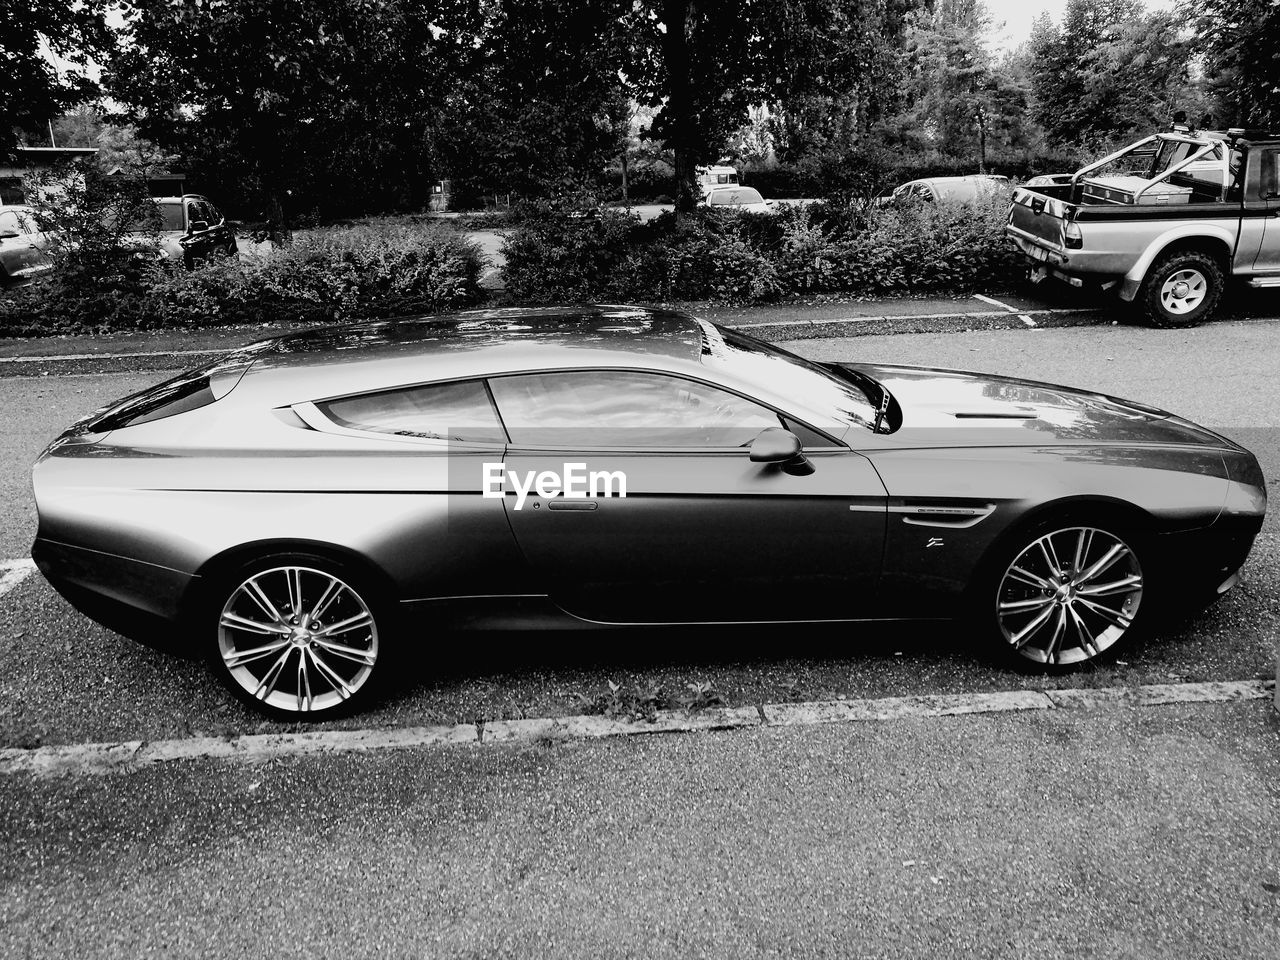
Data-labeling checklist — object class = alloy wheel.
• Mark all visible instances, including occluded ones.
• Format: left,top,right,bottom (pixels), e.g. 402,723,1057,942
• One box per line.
996,526,1143,665
1159,269,1208,316
217,565,379,714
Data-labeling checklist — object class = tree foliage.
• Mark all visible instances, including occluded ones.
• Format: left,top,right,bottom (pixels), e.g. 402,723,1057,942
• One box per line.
0,0,110,158
888,0,1032,170
626,0,919,212
107,0,465,228
1194,0,1280,130
1026,0,1197,148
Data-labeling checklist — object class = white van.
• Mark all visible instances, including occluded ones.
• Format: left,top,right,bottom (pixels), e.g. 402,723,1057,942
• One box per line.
696,165,740,200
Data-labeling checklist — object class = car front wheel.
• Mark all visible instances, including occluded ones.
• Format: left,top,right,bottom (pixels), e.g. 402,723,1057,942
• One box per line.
211,556,386,718
986,523,1147,667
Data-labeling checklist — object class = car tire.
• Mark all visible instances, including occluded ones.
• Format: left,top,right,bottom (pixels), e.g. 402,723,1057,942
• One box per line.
1139,250,1224,328
974,516,1150,670
207,553,392,719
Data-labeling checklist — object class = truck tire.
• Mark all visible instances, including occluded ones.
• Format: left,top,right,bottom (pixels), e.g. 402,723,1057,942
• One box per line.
1139,250,1224,328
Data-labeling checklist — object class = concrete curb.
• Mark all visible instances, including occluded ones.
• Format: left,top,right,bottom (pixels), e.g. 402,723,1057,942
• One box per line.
0,679,1270,778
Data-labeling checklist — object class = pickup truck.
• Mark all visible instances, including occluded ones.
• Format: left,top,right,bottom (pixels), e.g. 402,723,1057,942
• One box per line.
1006,128,1280,326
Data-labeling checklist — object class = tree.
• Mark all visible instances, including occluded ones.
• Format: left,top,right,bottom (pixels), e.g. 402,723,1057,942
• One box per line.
626,0,918,215
432,0,633,202
107,0,466,231
1027,0,1197,148
1194,0,1280,130
0,0,110,158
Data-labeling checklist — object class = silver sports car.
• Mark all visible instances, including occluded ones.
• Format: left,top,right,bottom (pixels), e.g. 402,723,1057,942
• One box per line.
32,306,1266,717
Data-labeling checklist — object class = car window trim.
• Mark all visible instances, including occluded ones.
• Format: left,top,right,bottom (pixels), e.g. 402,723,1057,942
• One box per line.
484,366,849,453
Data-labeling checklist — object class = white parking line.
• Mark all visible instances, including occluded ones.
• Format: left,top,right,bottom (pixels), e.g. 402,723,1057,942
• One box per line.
730,306,1096,330
0,559,36,600
0,679,1269,778
972,293,1039,327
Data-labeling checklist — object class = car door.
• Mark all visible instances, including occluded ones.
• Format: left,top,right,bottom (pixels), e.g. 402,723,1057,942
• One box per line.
204,201,236,255
183,199,216,263
488,368,888,624
1253,147,1280,274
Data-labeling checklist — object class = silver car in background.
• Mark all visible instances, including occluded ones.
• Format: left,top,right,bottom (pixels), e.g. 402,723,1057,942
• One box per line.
0,205,54,285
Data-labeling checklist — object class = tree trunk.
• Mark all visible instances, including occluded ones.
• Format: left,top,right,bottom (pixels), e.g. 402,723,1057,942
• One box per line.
621,149,629,206
660,0,697,223
975,104,988,175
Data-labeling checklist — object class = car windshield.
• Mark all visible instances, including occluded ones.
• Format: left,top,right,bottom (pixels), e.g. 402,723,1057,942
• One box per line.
124,203,184,232
696,322,878,435
711,188,764,205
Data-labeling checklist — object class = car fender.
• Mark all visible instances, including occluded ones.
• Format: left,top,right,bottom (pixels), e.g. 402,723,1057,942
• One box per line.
1119,223,1237,301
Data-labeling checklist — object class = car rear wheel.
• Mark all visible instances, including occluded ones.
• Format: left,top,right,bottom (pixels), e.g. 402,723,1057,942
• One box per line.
987,523,1147,667
211,556,386,718
1139,251,1223,328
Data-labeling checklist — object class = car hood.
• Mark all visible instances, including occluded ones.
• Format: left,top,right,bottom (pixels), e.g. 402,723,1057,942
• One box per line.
837,362,1239,448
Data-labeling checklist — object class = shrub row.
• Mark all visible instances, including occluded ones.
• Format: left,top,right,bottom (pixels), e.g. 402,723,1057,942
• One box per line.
0,224,485,337
502,195,1023,305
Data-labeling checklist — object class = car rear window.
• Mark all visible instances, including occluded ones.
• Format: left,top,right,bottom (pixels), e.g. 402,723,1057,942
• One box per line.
315,379,506,443
710,188,764,205
79,353,259,433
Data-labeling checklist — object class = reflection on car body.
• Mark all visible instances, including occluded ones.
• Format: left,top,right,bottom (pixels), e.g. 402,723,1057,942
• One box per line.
32,306,1266,717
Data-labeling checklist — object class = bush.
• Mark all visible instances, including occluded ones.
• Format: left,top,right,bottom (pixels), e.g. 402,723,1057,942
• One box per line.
501,194,1019,306
0,224,485,337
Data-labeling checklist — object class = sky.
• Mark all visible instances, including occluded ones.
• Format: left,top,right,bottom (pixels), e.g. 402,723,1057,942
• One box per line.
985,0,1176,52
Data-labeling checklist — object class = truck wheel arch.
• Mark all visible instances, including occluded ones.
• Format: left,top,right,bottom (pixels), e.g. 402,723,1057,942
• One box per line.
1119,227,1235,302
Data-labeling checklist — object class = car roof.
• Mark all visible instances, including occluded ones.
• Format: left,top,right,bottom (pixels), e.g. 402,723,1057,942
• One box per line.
233,306,708,401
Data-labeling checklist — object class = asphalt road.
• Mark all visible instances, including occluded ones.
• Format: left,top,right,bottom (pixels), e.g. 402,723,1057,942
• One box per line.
3,702,1278,958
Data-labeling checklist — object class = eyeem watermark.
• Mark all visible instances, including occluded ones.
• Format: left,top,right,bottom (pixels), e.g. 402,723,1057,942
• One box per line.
482,462,627,510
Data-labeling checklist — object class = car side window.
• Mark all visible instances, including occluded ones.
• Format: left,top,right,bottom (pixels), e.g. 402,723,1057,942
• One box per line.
186,200,212,228
315,379,506,443
0,211,23,234
487,369,783,448
1261,150,1280,199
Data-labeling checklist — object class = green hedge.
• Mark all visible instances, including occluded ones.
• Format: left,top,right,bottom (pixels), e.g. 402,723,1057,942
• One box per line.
502,195,1022,305
0,224,485,337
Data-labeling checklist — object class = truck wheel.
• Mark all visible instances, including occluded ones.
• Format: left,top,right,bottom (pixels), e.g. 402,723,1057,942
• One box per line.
1139,251,1223,328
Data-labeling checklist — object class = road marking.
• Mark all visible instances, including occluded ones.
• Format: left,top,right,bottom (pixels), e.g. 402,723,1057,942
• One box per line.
972,293,1018,311
0,559,36,600
728,307,1097,330
0,679,1270,777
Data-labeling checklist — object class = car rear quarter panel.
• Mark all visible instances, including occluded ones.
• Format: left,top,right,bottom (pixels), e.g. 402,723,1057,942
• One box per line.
33,424,533,620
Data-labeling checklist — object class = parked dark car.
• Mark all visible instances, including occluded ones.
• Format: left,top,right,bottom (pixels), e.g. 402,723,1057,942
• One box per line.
32,307,1266,717
128,194,238,268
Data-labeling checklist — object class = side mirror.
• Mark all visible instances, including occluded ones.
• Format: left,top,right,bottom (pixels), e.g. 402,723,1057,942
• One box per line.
748,427,814,475
749,427,802,463
189,220,209,233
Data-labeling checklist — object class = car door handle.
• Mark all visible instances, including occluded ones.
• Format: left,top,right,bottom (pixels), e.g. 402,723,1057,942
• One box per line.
547,499,597,511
